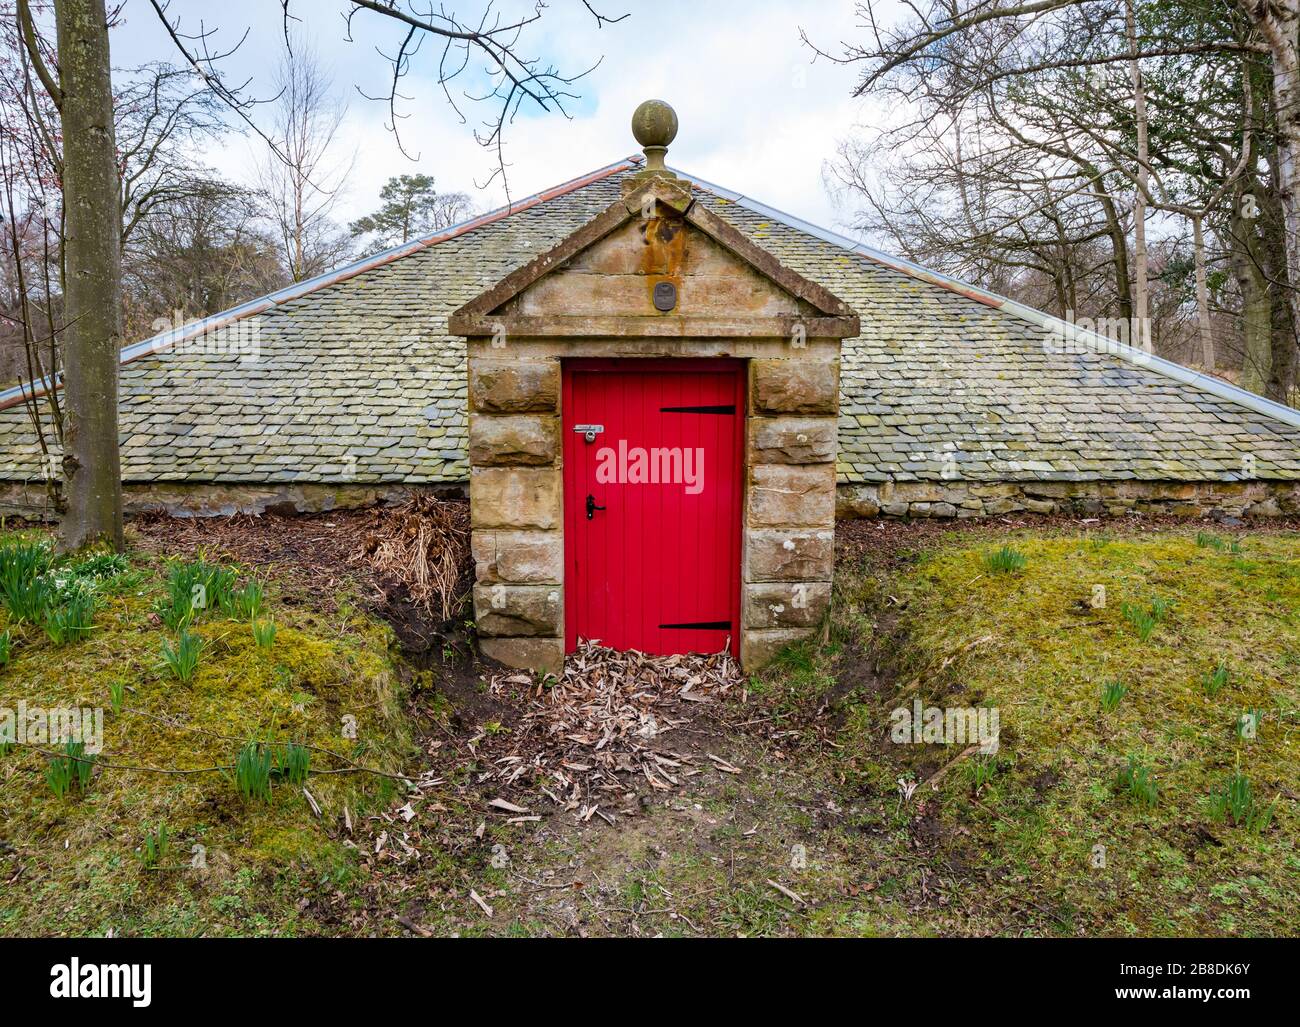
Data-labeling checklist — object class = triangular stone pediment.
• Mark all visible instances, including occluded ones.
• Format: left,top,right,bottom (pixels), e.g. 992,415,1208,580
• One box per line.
449,180,859,339
503,215,817,321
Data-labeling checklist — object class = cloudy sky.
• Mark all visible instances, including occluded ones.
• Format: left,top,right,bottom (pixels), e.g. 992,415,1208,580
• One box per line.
111,0,887,239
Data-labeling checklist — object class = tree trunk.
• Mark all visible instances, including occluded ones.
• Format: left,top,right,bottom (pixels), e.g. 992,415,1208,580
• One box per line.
1251,0,1300,401
1191,214,1215,370
1240,280,1272,395
1263,178,1299,402
1232,208,1273,394
293,170,306,281
1269,287,1297,402
1125,0,1150,350
55,0,123,551
1090,174,1133,324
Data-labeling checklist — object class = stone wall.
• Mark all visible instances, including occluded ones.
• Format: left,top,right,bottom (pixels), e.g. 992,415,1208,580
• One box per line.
467,357,566,675
740,358,839,667
836,478,1300,520
5,476,1294,526
462,340,846,675
0,480,465,520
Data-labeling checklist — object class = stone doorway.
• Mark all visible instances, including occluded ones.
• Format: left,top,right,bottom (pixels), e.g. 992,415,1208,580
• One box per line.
448,101,858,674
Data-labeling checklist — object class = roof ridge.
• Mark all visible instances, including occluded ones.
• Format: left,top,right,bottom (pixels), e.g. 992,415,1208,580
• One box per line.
675,164,1300,433
0,156,639,412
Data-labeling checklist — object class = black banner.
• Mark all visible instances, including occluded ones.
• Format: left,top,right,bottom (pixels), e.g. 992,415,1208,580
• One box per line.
0,937,1289,1014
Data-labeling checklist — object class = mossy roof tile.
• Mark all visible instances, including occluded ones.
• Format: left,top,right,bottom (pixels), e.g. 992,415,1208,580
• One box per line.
1,163,1298,485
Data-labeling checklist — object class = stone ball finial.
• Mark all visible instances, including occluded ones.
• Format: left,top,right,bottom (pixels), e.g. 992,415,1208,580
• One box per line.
632,99,678,151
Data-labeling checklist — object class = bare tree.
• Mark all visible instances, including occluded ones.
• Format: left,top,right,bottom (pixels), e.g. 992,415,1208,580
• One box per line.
115,62,226,247
254,35,354,282
5,3,238,516
123,176,285,339
152,1,628,194
1124,0,1150,342
0,85,64,510
18,0,123,549
815,0,1296,399
15,0,624,546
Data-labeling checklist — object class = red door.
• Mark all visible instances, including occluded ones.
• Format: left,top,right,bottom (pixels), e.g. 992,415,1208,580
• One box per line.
563,359,744,657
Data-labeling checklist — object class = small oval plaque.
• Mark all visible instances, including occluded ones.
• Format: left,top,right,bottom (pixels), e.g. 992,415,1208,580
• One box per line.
653,280,677,312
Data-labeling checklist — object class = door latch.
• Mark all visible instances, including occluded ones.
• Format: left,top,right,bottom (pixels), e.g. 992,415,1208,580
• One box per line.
573,424,604,444
586,494,606,520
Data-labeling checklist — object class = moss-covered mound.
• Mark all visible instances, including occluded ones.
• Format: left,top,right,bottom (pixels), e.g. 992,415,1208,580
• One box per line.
0,530,415,937
837,529,1299,936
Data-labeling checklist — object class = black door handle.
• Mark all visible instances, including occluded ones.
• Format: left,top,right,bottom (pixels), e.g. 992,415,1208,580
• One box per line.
586,494,606,520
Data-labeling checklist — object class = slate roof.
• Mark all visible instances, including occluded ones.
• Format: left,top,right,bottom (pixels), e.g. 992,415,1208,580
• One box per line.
2,158,1299,486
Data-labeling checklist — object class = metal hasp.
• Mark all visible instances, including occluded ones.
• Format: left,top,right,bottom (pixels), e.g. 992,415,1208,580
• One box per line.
573,423,604,443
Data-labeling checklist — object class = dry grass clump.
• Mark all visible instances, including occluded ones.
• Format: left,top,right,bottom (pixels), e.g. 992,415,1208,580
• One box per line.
357,495,470,620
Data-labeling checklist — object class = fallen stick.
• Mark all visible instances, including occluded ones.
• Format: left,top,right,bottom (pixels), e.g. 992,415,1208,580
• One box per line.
396,915,431,937
469,890,494,918
915,744,982,796
766,880,806,906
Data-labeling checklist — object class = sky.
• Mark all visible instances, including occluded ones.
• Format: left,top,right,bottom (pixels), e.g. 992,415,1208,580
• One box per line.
109,0,886,239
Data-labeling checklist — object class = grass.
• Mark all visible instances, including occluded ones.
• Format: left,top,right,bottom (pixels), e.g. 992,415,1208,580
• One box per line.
5,521,1296,939
827,528,1299,937
0,528,415,937
42,592,98,646
156,556,238,629
1115,756,1159,807
0,540,53,622
158,629,204,682
1120,597,1172,642
44,739,96,798
252,619,277,649
139,824,171,870
982,545,1027,574
1202,661,1231,697
1099,680,1128,711
223,580,266,621
1207,765,1279,834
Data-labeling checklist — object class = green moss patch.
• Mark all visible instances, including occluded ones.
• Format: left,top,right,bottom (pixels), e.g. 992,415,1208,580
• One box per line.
833,528,1299,936
0,531,415,937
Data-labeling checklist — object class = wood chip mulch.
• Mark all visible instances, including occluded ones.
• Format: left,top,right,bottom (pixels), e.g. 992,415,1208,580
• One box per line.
476,640,744,824
354,641,746,870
